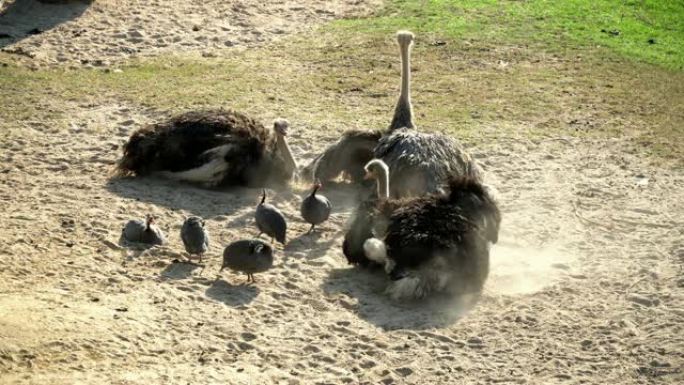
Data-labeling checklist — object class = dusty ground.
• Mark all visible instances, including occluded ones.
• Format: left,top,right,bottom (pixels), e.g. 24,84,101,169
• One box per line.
1,1,683,385
0,0,381,66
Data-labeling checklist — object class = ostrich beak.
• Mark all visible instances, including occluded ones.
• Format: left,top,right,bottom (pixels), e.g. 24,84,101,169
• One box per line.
363,171,373,180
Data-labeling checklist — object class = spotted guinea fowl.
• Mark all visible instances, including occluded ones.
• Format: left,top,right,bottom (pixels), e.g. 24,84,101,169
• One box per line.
116,110,298,187
219,239,274,283
255,189,287,244
122,215,166,246
345,159,501,299
300,181,331,233
180,216,210,263
304,31,481,197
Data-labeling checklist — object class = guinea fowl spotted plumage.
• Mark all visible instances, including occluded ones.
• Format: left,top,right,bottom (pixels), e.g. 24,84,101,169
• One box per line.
255,189,287,244
304,31,481,197
116,110,298,188
344,159,501,299
219,239,274,283
300,182,331,233
181,216,210,263
122,215,166,246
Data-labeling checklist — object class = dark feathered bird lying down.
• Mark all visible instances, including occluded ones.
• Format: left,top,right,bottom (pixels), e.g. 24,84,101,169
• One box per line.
122,215,166,246
255,189,287,244
344,159,501,299
219,239,274,283
302,31,481,197
300,182,331,233
181,216,210,263
116,109,298,188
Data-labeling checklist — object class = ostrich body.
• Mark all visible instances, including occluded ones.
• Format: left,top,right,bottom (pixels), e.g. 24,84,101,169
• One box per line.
116,110,297,187
344,159,501,299
122,216,166,246
220,239,274,283
304,31,481,197
300,182,332,233
181,216,210,263
301,129,382,184
255,189,287,244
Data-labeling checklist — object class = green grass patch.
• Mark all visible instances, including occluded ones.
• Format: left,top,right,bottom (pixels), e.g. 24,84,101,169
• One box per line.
334,0,684,70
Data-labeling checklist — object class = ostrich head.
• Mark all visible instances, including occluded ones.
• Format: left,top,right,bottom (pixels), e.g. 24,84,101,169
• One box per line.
273,118,289,137
396,30,414,47
364,159,389,180
364,159,390,199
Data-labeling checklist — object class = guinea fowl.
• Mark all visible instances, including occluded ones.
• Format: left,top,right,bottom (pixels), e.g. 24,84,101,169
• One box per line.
122,215,166,246
344,159,501,299
116,110,298,187
255,189,287,244
219,239,274,283
180,216,210,263
304,31,481,197
300,181,331,233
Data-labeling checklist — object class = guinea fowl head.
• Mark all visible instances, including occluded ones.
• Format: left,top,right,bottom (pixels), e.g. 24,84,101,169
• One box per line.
185,216,205,228
273,118,289,137
145,215,155,229
311,180,322,195
259,189,267,205
252,241,273,257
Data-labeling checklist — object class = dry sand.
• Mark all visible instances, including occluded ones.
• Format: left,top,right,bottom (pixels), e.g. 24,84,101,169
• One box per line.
0,0,381,65
1,1,683,385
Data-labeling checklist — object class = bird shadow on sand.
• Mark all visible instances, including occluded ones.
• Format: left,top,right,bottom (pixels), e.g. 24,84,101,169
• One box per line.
284,229,343,262
107,176,260,218
205,278,260,307
0,0,91,49
160,260,204,280
322,267,479,331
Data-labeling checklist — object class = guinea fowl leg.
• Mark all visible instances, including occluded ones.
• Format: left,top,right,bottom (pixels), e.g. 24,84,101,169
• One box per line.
307,224,315,234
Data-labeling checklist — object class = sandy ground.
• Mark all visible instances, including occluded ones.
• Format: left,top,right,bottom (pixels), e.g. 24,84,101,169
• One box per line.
1,1,683,385
0,0,381,66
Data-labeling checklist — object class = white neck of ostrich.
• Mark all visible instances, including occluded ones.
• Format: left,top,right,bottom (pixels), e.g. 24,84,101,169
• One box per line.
276,134,297,177
375,168,390,199
399,41,411,106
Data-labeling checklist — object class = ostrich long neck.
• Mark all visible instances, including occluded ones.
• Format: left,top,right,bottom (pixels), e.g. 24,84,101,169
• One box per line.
376,168,390,199
275,135,297,177
389,38,414,131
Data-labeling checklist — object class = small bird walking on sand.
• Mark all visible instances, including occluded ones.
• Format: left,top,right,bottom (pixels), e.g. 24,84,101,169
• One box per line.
122,215,166,246
181,216,210,263
219,239,274,284
300,181,331,233
255,189,287,245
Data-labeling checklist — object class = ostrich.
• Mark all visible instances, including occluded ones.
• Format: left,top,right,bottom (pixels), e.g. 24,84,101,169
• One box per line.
344,159,501,299
304,31,481,197
116,110,298,188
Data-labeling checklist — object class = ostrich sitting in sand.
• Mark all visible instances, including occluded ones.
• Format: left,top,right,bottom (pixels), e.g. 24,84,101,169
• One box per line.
116,110,297,187
303,31,481,198
344,159,501,299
